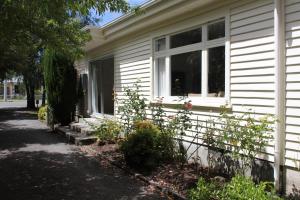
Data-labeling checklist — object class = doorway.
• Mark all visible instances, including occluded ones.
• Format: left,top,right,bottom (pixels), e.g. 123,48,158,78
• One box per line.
90,57,114,115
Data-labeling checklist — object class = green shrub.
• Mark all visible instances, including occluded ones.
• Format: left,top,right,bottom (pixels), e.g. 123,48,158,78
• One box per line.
188,177,220,200
93,119,121,142
116,81,147,135
38,105,47,121
220,176,281,200
120,120,161,171
188,176,282,200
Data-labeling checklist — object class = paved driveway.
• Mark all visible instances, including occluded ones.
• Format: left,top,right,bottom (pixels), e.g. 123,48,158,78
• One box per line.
0,103,162,200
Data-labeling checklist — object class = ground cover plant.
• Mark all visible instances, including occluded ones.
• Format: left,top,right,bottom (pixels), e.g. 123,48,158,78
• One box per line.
92,118,122,144
189,175,282,200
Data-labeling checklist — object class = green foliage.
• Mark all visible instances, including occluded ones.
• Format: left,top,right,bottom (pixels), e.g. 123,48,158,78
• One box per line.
116,81,147,135
43,48,77,126
220,176,281,200
188,177,220,200
217,109,275,175
93,119,121,142
38,105,47,121
120,120,161,171
188,176,282,200
149,97,166,130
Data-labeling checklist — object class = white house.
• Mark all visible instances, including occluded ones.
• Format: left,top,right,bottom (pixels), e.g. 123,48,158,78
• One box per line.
75,0,300,194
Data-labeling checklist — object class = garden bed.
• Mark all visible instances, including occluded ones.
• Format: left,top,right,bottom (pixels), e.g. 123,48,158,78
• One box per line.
79,143,227,198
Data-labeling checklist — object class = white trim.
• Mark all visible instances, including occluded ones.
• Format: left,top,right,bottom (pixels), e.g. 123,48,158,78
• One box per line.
152,15,228,107
274,0,286,192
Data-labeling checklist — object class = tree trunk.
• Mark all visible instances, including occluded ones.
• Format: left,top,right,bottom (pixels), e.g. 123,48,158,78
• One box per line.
25,77,35,109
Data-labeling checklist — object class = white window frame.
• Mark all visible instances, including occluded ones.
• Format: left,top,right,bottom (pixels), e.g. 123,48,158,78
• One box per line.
153,16,230,107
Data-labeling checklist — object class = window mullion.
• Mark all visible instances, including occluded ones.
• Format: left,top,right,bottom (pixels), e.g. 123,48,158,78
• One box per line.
202,50,208,98
202,25,208,98
165,56,171,97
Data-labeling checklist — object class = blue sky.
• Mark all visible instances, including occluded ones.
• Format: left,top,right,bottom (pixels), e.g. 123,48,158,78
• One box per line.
95,0,149,26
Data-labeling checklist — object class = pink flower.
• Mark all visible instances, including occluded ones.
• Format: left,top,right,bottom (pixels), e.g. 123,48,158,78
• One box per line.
184,101,192,110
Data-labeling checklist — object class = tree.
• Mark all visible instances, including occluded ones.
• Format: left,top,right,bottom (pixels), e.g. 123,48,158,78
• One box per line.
43,48,77,125
0,0,133,108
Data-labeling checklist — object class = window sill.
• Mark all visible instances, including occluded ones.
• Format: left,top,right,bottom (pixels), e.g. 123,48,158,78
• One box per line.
150,98,232,112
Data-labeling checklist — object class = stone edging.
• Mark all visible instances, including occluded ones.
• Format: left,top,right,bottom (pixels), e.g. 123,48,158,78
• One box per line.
87,148,187,200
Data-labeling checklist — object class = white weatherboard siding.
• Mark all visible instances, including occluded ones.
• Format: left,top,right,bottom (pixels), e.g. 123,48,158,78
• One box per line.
76,0,300,173
229,0,275,161
285,0,300,168
114,36,152,115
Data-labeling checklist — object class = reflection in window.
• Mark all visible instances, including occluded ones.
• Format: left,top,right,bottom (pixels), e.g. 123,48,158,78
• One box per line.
208,20,225,40
171,51,202,96
156,58,166,97
208,46,225,97
155,38,166,52
170,28,202,48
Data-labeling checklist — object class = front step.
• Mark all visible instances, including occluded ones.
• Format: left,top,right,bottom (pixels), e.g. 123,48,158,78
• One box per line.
56,126,97,145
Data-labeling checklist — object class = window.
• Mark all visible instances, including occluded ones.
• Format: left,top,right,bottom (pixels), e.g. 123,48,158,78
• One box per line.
171,51,202,96
170,28,202,48
154,19,226,103
155,38,166,52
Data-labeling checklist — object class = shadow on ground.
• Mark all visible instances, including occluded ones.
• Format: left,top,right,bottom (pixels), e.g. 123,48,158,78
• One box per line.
0,107,163,200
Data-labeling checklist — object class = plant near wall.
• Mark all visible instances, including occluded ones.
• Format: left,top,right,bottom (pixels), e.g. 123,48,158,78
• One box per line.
189,175,282,200
217,108,275,175
149,97,166,130
92,118,122,143
116,80,147,135
166,98,193,163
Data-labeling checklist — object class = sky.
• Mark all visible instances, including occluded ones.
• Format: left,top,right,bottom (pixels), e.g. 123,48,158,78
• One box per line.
95,0,149,26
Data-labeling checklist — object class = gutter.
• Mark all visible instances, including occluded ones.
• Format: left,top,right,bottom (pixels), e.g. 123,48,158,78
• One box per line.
274,0,286,193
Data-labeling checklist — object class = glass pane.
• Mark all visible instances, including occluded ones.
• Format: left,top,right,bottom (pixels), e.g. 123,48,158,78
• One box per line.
208,20,225,40
156,58,166,97
171,51,202,96
155,38,166,52
208,46,225,97
170,27,202,48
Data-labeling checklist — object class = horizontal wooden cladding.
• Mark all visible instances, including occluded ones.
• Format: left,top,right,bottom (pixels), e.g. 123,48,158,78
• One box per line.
231,51,274,63
286,99,300,108
231,35,274,49
231,19,274,36
231,98,275,106
286,20,300,32
231,1,273,22
231,12,273,29
231,27,274,43
286,38,300,48
231,43,274,56
115,68,150,78
286,65,300,73
286,46,300,57
231,91,274,98
231,59,274,70
231,67,274,76
231,75,274,84
231,83,274,91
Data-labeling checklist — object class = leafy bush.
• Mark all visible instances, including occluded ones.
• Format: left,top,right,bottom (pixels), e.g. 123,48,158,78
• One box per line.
38,105,47,121
217,109,275,175
220,176,281,200
116,81,147,135
93,119,121,143
188,177,220,200
188,176,282,200
120,120,161,171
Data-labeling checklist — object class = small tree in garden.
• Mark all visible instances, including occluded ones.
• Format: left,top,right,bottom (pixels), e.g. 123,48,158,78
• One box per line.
116,80,147,135
43,48,77,126
216,108,275,175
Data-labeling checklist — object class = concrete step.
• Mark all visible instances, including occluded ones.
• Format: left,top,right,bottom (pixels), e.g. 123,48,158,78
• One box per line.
56,126,97,146
69,122,96,136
